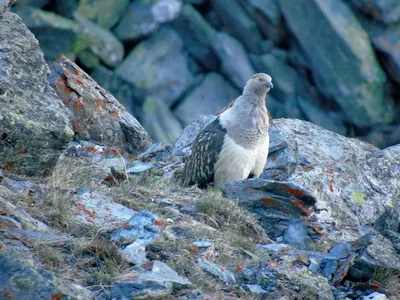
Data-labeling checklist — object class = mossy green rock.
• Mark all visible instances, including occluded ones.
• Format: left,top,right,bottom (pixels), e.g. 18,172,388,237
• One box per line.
16,6,86,61
280,0,394,126
76,0,129,29
0,10,73,176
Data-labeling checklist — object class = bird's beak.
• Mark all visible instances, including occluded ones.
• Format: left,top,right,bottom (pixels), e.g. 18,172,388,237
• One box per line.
266,81,273,88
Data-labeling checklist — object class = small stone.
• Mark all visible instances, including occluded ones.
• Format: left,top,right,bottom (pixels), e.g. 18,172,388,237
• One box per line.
193,241,213,248
198,258,236,284
126,163,155,174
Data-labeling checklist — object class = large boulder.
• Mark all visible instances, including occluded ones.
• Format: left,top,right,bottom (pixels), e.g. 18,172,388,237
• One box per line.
116,27,196,107
0,8,73,176
49,56,152,154
174,72,239,125
280,0,394,127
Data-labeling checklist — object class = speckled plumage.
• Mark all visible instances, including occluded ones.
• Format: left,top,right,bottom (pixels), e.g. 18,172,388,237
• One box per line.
182,73,273,188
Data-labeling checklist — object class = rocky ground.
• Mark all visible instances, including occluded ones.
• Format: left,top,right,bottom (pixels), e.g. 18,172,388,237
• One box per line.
1,1,400,299
6,0,400,147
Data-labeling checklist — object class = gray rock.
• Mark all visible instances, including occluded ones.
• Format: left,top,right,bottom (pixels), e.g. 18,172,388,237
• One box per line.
90,66,139,116
112,210,161,264
283,219,312,250
0,10,73,176
211,32,255,89
372,27,400,84
361,292,389,300
0,191,51,232
297,96,348,136
0,238,93,299
171,4,219,70
280,0,394,127
49,56,153,155
211,0,263,53
74,191,136,228
174,73,239,125
142,96,183,144
198,258,237,284
172,115,217,156
245,284,268,294
351,0,400,24
116,27,196,107
114,0,182,41
76,0,129,29
54,0,77,18
250,50,298,101
3,228,72,246
126,163,155,174
246,0,281,26
110,261,192,298
221,119,400,243
16,7,86,61
73,13,124,68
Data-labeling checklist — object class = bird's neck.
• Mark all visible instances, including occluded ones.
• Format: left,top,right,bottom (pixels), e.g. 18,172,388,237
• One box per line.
242,86,267,105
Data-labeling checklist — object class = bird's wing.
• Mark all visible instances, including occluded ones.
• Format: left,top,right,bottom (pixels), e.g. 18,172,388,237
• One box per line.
182,117,227,187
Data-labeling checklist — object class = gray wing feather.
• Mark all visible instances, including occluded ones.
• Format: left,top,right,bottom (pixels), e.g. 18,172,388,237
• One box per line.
182,118,227,188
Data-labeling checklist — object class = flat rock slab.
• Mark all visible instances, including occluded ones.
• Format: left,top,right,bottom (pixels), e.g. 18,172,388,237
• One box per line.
3,228,71,246
280,0,394,127
49,56,152,155
0,10,73,176
109,261,192,299
74,191,136,228
0,237,93,299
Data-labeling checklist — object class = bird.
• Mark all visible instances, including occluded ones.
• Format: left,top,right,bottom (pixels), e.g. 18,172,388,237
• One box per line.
182,73,273,188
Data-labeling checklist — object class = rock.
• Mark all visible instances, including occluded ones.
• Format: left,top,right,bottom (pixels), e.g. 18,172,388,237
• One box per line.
15,7,86,61
49,55,152,155
116,27,196,107
372,27,400,85
142,96,183,144
73,13,124,68
111,210,161,264
74,190,136,228
172,115,217,156
171,4,219,70
211,32,255,89
198,258,237,284
250,50,298,101
246,0,281,26
114,0,182,42
77,50,100,69
360,124,400,149
14,0,49,7
90,66,139,116
280,0,394,127
283,219,312,250
361,292,389,300
126,163,154,174
0,190,51,232
211,0,263,53
54,0,77,18
174,73,239,125
193,241,213,248
245,284,268,295
297,96,348,136
109,261,192,298
351,0,400,24
221,119,400,242
0,238,93,299
0,10,73,176
3,228,72,246
76,0,129,29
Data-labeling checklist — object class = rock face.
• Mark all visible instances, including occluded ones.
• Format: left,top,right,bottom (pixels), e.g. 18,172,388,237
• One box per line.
0,9,73,176
174,73,239,125
49,56,152,155
116,27,196,107
280,0,394,127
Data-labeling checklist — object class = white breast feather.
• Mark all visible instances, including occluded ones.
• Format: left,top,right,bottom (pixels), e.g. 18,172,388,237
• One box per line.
214,135,258,186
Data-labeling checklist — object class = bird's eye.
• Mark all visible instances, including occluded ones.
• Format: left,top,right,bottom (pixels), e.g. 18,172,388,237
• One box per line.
258,78,262,81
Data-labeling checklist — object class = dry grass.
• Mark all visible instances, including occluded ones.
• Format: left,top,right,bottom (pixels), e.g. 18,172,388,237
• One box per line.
373,268,400,299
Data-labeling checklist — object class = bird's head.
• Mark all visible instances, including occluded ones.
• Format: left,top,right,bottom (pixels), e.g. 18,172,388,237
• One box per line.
244,73,273,96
